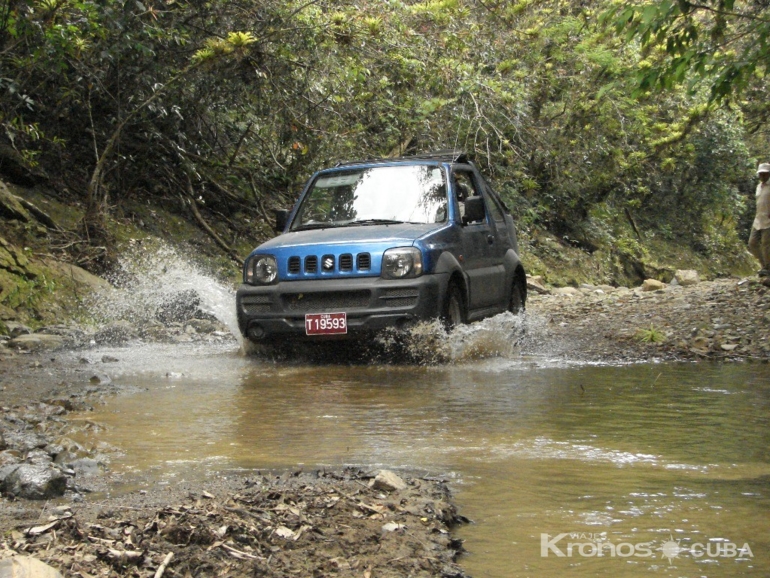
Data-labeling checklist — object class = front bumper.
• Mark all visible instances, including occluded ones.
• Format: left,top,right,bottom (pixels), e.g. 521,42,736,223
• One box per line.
236,274,446,342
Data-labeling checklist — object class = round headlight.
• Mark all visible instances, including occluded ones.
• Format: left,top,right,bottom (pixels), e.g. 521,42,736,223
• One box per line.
382,247,423,279
246,255,278,284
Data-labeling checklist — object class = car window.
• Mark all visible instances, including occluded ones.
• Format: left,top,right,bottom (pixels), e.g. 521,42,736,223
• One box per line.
485,190,505,223
293,165,447,229
453,170,484,223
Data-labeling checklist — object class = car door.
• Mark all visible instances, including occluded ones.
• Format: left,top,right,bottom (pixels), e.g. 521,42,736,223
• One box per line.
452,168,506,310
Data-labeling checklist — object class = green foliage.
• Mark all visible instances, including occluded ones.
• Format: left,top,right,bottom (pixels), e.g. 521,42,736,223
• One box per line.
603,0,770,103
636,324,666,344
0,0,761,269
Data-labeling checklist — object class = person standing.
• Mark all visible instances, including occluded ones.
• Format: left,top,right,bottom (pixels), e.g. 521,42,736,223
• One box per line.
749,163,770,276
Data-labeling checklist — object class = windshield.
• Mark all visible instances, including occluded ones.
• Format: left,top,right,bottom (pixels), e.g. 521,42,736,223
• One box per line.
291,165,447,230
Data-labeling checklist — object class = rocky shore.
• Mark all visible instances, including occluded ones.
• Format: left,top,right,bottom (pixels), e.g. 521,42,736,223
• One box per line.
525,272,770,362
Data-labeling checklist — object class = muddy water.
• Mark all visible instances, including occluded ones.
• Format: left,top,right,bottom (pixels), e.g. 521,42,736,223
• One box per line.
67,339,770,578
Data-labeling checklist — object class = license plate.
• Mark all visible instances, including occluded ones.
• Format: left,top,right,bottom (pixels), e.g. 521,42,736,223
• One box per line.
305,312,347,335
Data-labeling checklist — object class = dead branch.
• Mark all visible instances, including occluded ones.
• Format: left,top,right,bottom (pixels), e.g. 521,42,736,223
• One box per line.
154,552,174,578
181,178,243,267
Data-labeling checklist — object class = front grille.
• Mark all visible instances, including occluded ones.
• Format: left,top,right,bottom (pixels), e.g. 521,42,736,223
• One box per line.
283,290,371,312
285,252,372,275
357,253,371,270
305,256,318,273
380,288,419,308
241,294,272,314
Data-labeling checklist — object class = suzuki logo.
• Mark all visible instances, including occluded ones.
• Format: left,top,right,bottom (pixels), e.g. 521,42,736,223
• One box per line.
323,256,334,270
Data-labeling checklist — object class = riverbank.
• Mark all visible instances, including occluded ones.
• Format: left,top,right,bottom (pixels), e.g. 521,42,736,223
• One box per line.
525,275,770,363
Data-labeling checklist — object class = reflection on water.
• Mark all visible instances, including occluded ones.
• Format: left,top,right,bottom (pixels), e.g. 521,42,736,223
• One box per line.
69,343,770,578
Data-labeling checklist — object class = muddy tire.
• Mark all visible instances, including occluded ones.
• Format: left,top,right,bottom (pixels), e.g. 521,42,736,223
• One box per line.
509,278,525,314
442,282,466,330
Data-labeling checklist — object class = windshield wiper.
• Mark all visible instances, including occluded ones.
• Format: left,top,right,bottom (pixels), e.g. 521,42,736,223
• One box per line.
292,223,338,231
344,219,405,226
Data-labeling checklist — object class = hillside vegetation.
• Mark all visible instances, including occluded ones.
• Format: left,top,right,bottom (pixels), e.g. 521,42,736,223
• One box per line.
0,0,766,324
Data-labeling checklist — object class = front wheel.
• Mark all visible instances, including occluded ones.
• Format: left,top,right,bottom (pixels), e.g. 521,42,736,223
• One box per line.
441,282,466,330
509,278,525,314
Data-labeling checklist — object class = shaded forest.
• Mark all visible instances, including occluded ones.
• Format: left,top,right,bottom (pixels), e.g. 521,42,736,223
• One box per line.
1,0,767,284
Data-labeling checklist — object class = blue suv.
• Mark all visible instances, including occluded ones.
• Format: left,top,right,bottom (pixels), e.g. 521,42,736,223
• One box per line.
236,151,526,343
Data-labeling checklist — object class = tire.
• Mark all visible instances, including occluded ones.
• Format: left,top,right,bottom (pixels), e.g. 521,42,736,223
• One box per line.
442,282,466,330
509,278,525,314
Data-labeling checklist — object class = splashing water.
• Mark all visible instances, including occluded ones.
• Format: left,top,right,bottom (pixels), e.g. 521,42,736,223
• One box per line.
87,243,550,363
88,243,242,345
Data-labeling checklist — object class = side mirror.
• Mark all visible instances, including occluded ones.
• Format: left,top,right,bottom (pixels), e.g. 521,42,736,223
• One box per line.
274,209,289,232
463,196,486,224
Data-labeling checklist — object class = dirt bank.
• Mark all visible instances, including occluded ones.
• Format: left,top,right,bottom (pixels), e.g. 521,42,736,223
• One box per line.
0,468,468,578
525,276,770,363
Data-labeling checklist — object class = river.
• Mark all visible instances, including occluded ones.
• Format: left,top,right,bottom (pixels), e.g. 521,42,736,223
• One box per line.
66,338,770,577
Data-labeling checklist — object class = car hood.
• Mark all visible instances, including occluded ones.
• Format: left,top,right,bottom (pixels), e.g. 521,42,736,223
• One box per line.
254,223,442,252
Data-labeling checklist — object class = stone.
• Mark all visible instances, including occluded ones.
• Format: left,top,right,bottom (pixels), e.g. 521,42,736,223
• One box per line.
156,289,201,323
5,321,31,338
1,463,67,499
42,259,111,292
0,450,21,467
0,555,64,578
372,470,407,492
674,269,699,286
101,355,119,363
93,320,138,345
524,276,549,294
185,318,220,333
3,431,47,452
68,457,103,477
552,287,580,296
24,449,53,466
7,334,65,351
641,279,666,292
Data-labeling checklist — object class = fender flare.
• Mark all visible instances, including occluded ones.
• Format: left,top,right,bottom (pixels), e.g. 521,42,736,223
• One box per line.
433,251,468,312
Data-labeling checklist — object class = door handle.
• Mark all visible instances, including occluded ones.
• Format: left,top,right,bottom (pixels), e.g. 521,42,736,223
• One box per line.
487,235,495,245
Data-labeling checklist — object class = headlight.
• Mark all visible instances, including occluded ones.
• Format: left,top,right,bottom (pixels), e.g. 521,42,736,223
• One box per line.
245,255,278,285
381,247,423,279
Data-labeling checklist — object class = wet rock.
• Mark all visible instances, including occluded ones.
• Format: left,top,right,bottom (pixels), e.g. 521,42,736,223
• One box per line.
3,431,47,453
24,448,53,466
1,463,67,499
68,457,103,477
641,279,666,291
93,320,138,345
0,555,64,578
372,470,407,492
101,355,119,363
138,319,171,341
0,450,21,467
37,324,89,348
5,321,31,338
7,334,65,351
156,289,201,323
185,318,220,334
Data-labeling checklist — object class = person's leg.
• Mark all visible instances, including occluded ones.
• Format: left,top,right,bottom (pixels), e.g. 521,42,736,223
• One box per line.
748,228,762,265
760,228,770,271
